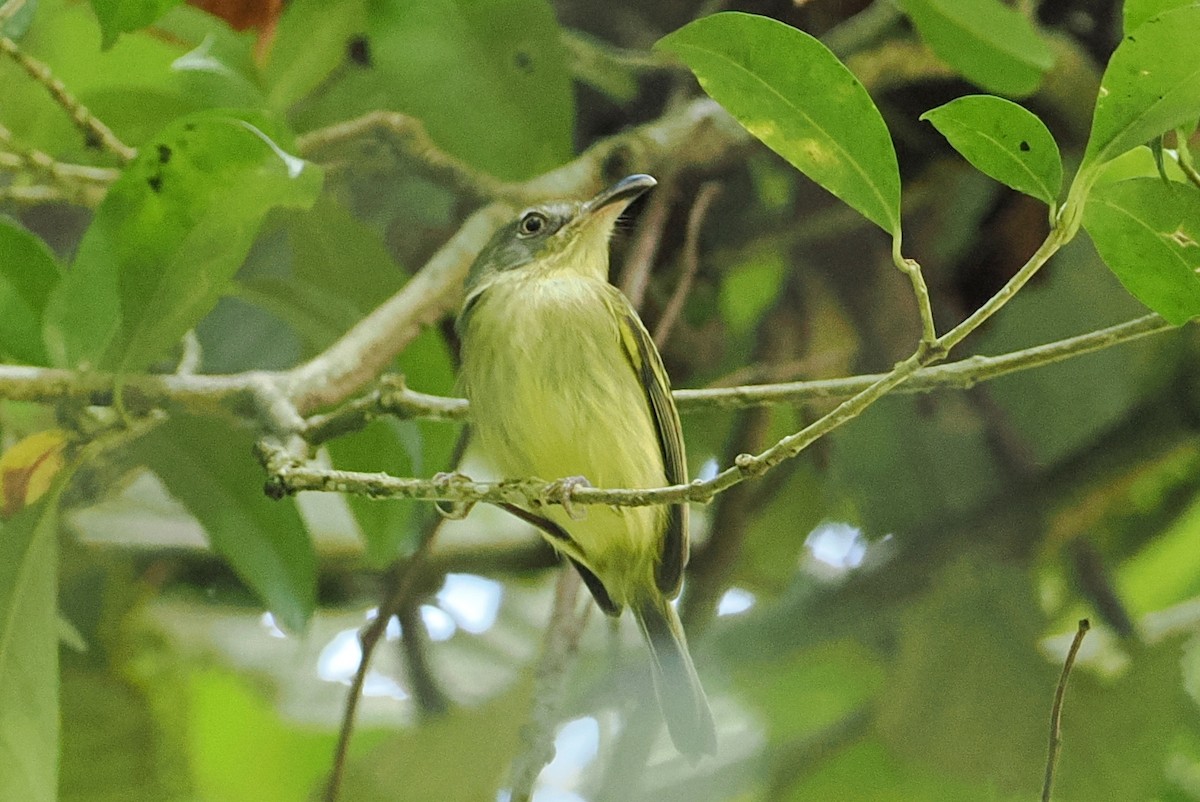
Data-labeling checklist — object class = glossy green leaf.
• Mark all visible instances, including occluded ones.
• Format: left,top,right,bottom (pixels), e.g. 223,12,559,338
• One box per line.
169,28,266,109
0,217,61,365
1095,144,1189,185
43,111,322,373
0,491,63,802
133,414,316,631
1083,178,1200,325
895,0,1053,97
921,95,1062,205
658,12,901,235
1081,5,1200,172
90,0,181,49
1124,0,1198,32
286,0,574,181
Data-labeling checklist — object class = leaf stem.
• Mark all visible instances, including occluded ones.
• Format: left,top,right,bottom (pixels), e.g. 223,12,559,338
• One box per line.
892,236,939,347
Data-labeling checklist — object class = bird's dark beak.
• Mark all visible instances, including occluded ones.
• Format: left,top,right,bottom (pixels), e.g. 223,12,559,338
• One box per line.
582,174,657,216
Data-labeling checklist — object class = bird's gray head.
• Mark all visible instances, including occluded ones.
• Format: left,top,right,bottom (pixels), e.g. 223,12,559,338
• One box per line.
462,174,657,295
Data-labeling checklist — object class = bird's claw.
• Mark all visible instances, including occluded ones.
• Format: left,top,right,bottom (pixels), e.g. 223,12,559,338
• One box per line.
431,471,476,520
547,475,592,521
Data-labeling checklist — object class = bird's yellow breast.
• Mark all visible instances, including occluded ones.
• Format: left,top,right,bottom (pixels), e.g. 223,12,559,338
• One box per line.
460,271,666,601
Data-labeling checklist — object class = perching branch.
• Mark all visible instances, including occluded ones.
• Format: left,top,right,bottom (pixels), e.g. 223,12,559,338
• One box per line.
257,311,1181,509
654,181,720,348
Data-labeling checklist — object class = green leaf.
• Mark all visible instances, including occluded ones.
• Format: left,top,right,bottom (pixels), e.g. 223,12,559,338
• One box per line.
133,414,316,631
1081,5,1200,173
286,0,574,181
894,0,1053,98
43,111,323,372
169,27,266,109
90,0,181,49
60,661,190,800
658,12,901,236
235,198,409,357
1095,144,1189,185
0,491,63,802
1124,0,1199,32
732,639,882,741
0,217,61,365
830,393,999,535
1083,178,1200,325
920,95,1063,205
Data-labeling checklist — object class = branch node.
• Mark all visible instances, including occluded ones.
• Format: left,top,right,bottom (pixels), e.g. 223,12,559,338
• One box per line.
733,452,757,474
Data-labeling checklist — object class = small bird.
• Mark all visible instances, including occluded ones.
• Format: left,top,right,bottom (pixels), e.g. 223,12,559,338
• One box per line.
456,174,717,757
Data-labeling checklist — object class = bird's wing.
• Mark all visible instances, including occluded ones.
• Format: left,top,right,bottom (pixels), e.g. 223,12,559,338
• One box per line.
612,294,689,597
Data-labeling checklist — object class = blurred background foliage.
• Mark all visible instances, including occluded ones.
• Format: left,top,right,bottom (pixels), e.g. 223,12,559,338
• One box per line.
2,0,1200,800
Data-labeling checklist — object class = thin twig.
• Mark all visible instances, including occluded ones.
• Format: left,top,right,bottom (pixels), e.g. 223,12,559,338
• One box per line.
0,123,120,185
0,182,108,206
0,36,136,162
618,173,674,310
1179,156,1200,191
508,568,591,802
323,535,438,802
1042,619,1090,802
323,433,469,802
655,181,720,348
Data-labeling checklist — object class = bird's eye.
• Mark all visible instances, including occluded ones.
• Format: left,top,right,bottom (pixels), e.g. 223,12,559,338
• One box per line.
518,211,549,237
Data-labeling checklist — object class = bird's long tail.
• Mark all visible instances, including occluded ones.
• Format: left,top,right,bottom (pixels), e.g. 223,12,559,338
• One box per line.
633,597,717,757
